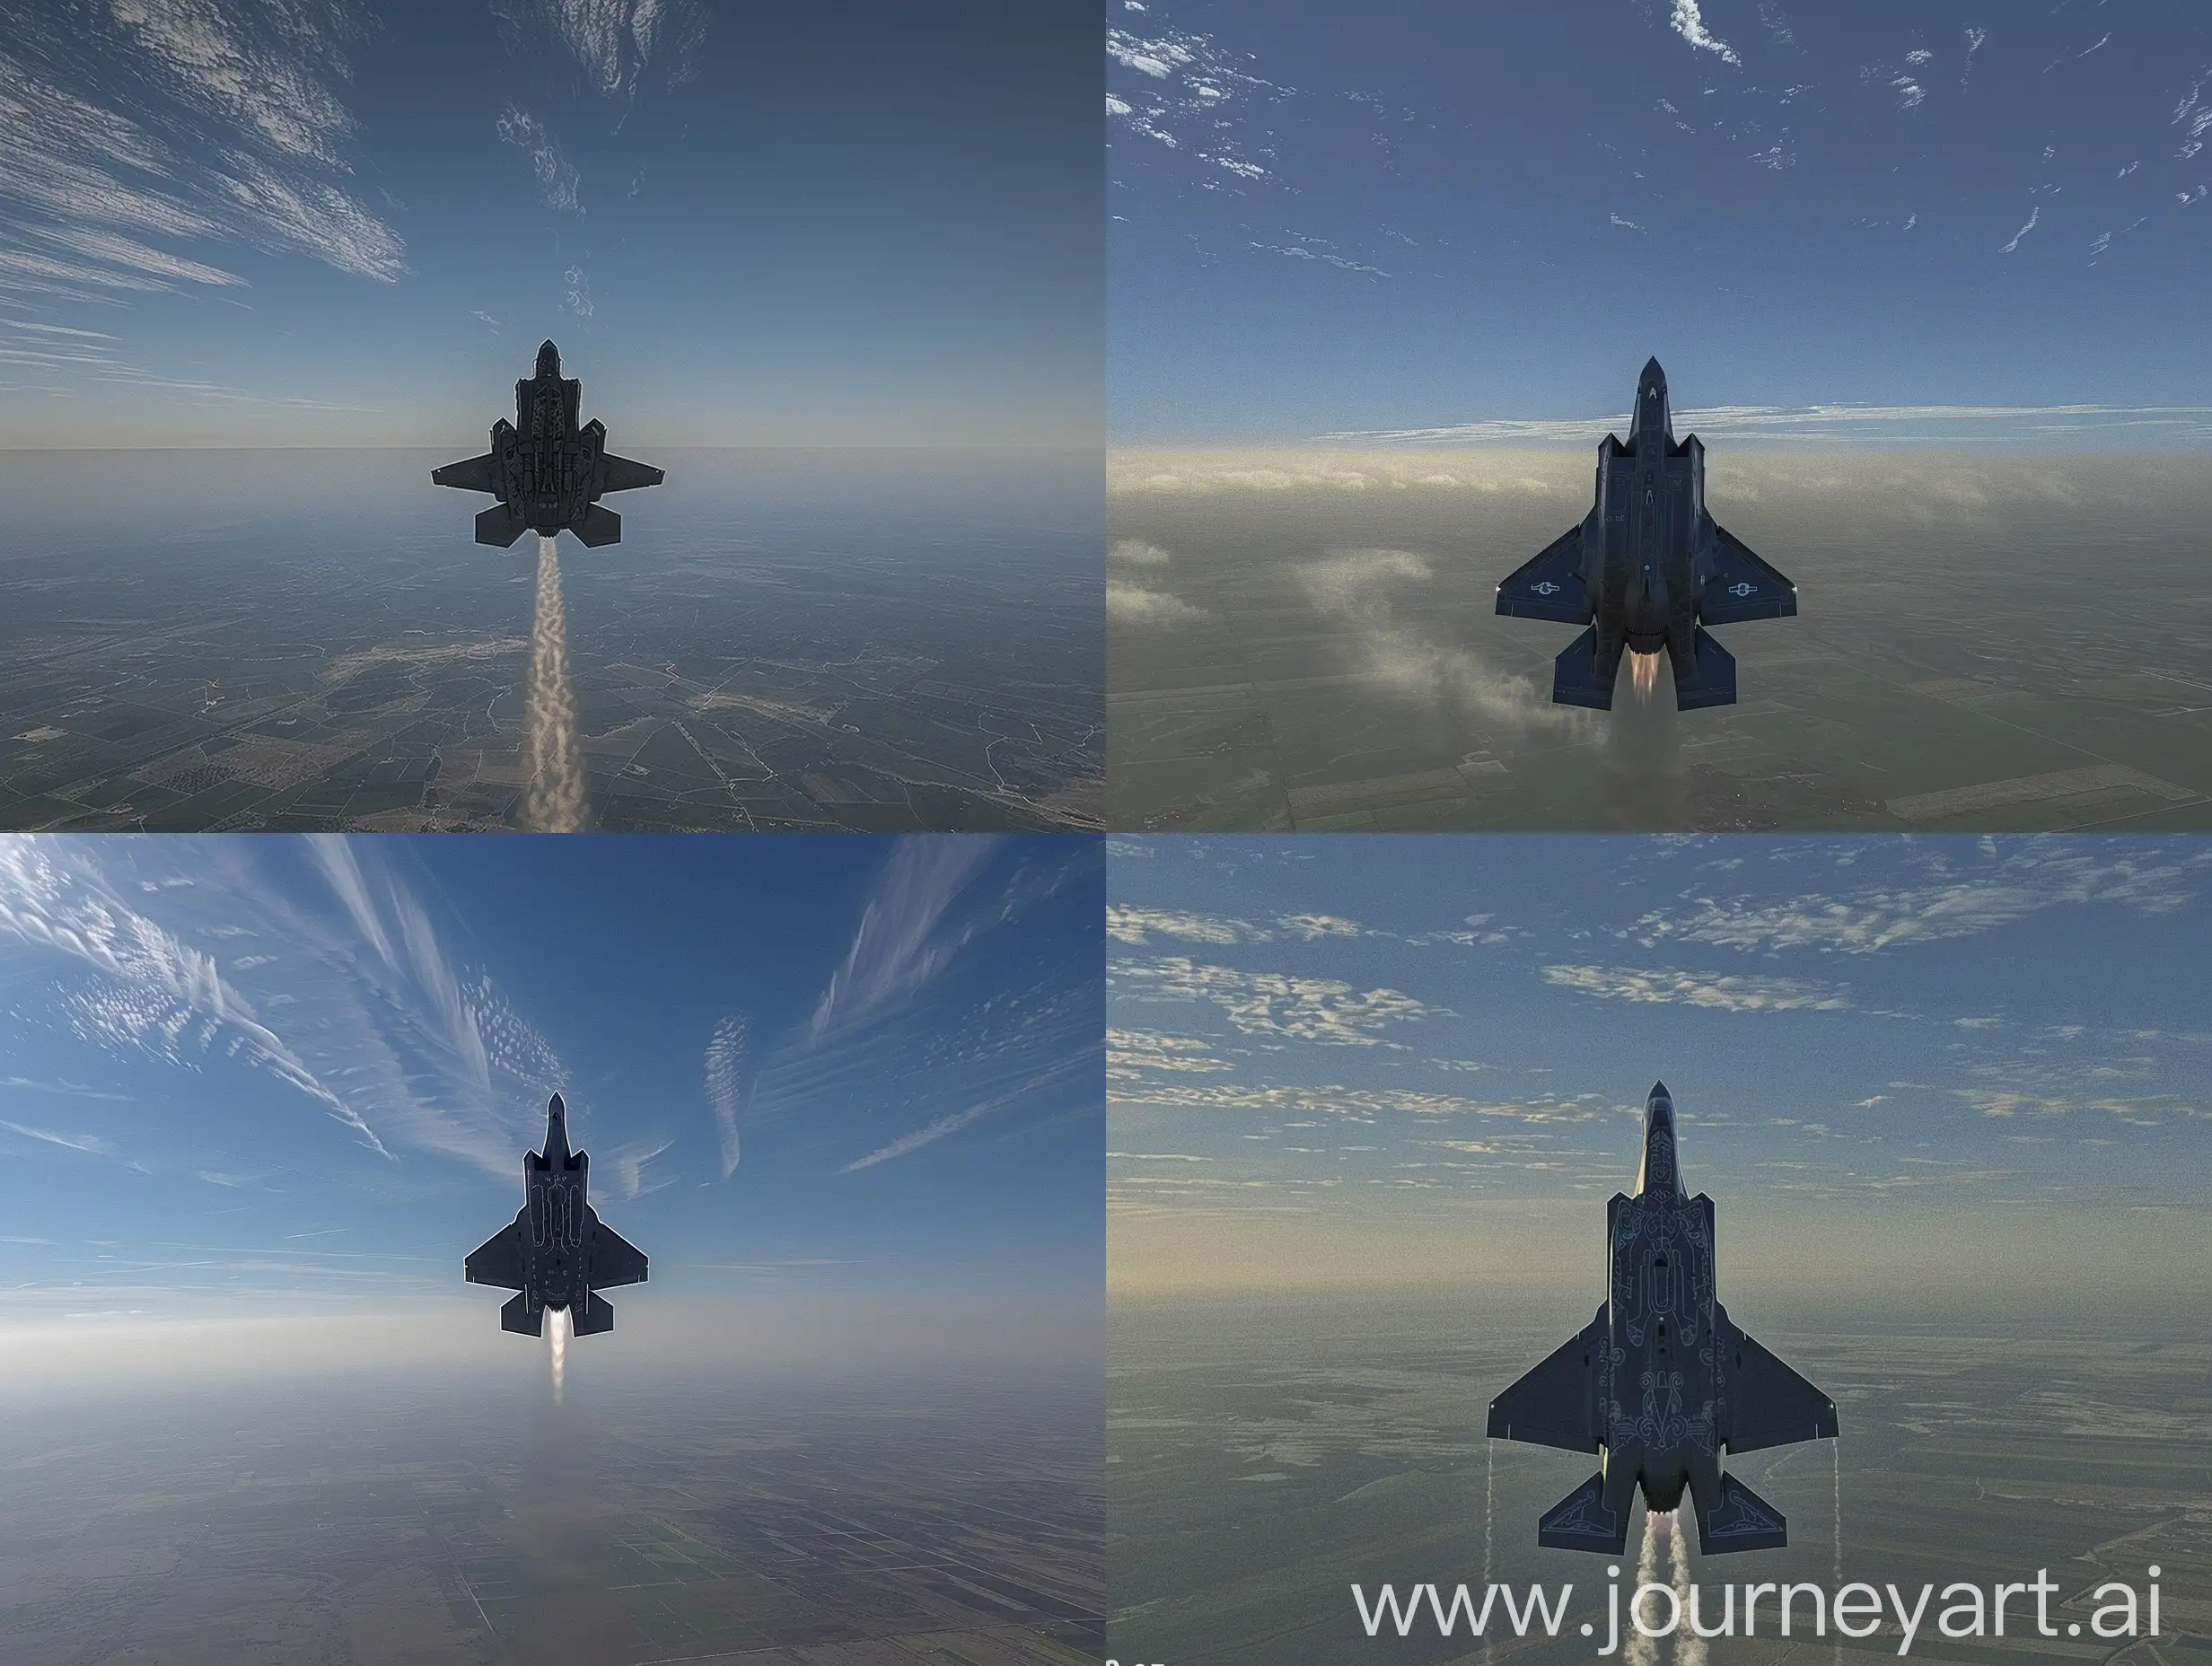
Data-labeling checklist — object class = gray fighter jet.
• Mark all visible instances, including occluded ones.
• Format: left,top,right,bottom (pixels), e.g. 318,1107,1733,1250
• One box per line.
1496,359,1795,710
433,339,663,548
464,1092,648,1337
1488,1083,1836,1555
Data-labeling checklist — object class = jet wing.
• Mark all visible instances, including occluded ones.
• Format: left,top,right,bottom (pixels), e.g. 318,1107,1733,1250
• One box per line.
432,453,497,493
1697,524,1796,625
600,452,664,493
1486,1309,1603,1451
1716,1307,1838,1452
464,1217,527,1290
590,1217,648,1288
1496,525,1593,623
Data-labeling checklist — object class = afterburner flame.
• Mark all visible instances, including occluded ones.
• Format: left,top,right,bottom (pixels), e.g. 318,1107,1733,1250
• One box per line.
549,1304,568,1404
1630,648,1662,703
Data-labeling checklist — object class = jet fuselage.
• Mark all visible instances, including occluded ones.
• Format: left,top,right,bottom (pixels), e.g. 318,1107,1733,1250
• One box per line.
1487,1082,1837,1555
431,340,663,548
1495,358,1796,710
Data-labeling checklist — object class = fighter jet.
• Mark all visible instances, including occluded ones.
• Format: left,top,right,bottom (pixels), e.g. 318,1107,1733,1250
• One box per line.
1488,1083,1836,1555
1496,359,1795,710
432,339,663,548
464,1092,648,1337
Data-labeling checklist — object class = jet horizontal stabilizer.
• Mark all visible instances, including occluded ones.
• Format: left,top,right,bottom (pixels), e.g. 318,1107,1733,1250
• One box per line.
1672,627,1736,710
1537,1473,1628,1556
1695,1472,1787,1555
500,1293,542,1337
475,504,528,548
573,504,622,548
1551,627,1615,710
572,1290,615,1336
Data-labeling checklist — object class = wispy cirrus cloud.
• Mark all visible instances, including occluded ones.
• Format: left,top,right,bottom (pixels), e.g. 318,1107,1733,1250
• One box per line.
704,1012,746,1176
496,103,583,214
0,0,406,300
493,0,709,101
0,1118,117,1156
1322,402,2212,445
809,837,1005,1041
751,838,1102,1175
0,836,569,1180
0,837,393,1158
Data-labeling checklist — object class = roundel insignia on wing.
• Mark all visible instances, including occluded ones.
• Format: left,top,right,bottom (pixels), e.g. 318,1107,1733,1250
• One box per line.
1728,582,1757,597
1533,580,1562,595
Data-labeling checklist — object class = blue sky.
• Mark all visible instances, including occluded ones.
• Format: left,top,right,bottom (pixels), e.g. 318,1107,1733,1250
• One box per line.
0,834,1102,1363
1109,1,2212,443
0,0,1100,447
1108,836,2212,1310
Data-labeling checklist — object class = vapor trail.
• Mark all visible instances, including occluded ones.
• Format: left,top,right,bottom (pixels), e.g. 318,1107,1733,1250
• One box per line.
524,535,587,832
549,1304,568,1404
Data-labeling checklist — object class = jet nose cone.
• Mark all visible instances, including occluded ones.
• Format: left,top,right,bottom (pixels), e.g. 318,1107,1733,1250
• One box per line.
1648,1080,1670,1103
549,1092,565,1117
536,339,561,375
1640,356,1666,387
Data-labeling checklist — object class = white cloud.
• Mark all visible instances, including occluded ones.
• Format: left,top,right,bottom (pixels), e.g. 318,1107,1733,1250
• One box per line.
1114,956,1443,1044
1109,579,1207,625
1542,964,1853,1013
1634,845,2210,957
1109,1028,1233,1078
1107,905,1262,945
1110,1080,1609,1122
1669,0,1741,66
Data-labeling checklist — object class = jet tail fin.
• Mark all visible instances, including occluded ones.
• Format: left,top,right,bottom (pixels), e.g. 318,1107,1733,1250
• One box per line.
572,1290,616,1336
1671,626,1737,710
475,504,528,548
499,1293,543,1337
573,504,622,548
1536,1471,1629,1554
1695,1472,1787,1554
1551,627,1615,710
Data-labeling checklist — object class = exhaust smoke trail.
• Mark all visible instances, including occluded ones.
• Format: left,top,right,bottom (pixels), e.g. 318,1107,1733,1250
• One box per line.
1483,1439,1495,1666
1665,1511,1705,1666
1832,1442,1844,1666
524,535,587,832
548,1303,568,1404
1624,1509,1663,1666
